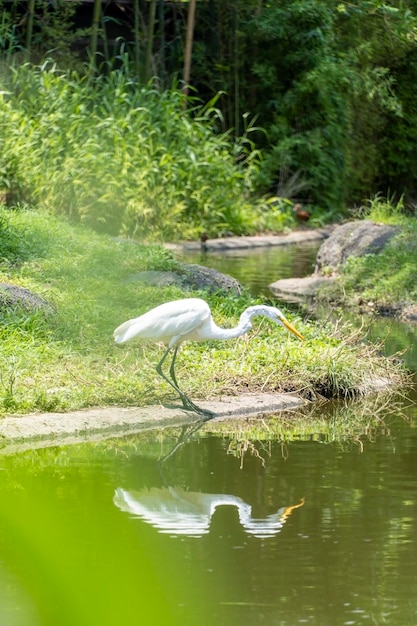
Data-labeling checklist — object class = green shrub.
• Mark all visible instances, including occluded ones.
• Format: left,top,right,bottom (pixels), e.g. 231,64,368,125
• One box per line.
0,63,290,240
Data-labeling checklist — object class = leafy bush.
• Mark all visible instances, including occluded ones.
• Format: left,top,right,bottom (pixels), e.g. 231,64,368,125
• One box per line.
0,63,291,240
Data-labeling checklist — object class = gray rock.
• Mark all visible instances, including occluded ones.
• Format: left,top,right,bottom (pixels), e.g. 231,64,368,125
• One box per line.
127,264,243,296
269,221,399,302
179,264,243,295
269,275,335,301
315,220,399,274
0,283,52,312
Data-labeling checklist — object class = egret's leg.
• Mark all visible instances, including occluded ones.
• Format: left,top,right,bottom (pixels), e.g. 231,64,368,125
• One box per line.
156,347,214,418
156,347,179,395
169,347,180,389
169,348,214,416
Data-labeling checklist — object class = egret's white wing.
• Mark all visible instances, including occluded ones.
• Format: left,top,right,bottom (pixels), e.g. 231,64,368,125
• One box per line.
114,487,212,536
114,298,210,345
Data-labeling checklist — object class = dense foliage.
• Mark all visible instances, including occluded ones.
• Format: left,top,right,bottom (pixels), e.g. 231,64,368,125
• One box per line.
192,0,417,211
0,64,294,239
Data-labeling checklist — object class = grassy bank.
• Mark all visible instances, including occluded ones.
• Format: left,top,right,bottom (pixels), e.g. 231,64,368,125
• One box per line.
0,207,407,416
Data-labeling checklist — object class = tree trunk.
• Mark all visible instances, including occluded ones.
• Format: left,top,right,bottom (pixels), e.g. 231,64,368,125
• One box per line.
89,0,102,74
144,0,157,82
182,0,196,98
25,0,35,56
133,0,141,79
233,6,239,134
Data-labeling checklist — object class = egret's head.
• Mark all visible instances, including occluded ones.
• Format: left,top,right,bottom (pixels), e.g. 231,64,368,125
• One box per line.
241,305,305,340
265,306,305,341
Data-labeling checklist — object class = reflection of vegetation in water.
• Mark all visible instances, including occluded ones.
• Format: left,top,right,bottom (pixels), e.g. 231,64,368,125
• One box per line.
0,464,187,625
202,393,409,466
227,438,273,469
313,303,417,373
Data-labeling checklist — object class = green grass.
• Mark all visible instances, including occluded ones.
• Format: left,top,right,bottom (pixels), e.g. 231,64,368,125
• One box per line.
0,207,407,416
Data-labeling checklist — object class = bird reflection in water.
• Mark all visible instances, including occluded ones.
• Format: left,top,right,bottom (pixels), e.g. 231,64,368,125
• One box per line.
114,487,304,538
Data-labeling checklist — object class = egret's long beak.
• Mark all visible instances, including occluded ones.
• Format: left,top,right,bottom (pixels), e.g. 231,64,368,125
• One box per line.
282,318,304,341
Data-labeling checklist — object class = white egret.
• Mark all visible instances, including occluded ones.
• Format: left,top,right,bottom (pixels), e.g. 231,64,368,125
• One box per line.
114,297,304,416
114,486,305,538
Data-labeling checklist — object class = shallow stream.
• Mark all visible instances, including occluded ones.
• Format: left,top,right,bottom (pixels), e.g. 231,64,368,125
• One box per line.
1,243,416,626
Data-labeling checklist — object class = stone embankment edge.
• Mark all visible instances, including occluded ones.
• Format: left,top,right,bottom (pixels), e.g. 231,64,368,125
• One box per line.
165,227,332,252
0,393,307,455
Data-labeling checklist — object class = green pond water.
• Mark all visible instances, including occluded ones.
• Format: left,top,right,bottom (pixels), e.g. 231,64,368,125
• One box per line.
180,240,320,298
1,244,417,626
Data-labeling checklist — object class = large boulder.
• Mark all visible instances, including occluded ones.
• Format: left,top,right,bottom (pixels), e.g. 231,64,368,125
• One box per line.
315,220,399,274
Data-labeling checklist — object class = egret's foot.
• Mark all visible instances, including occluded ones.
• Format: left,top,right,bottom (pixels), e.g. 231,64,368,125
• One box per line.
181,397,215,418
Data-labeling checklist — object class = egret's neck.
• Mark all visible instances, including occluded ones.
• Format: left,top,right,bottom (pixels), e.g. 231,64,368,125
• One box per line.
205,309,255,341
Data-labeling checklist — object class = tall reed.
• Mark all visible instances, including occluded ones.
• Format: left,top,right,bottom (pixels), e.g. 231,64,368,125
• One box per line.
0,63,291,240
